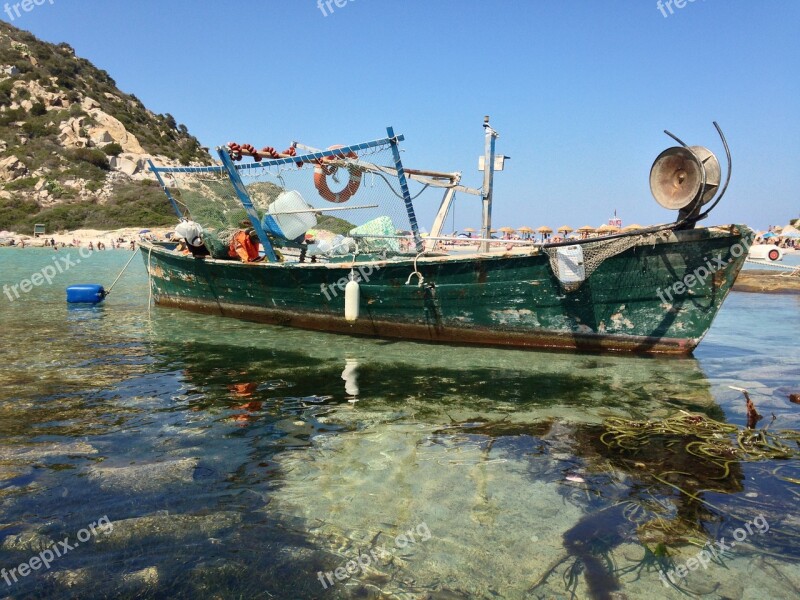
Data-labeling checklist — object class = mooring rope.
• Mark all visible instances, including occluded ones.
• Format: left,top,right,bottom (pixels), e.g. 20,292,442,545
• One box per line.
105,248,140,296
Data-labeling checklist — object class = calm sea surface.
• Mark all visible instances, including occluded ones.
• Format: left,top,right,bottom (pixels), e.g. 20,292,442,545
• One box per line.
1,248,798,599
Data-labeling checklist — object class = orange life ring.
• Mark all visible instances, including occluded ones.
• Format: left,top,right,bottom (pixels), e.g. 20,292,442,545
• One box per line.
314,145,362,203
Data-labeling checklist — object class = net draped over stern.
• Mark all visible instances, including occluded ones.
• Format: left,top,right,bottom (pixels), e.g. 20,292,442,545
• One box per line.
155,138,422,260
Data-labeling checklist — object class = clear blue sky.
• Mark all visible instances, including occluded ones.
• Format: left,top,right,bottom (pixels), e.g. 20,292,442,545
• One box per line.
5,0,799,232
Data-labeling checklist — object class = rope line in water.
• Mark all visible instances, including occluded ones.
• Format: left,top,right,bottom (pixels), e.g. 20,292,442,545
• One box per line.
106,248,141,295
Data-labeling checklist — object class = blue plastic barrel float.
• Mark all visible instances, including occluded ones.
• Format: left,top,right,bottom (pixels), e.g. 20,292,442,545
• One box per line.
66,284,106,304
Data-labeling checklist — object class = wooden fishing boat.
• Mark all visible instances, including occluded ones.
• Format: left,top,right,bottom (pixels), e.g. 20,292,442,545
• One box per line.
141,118,751,355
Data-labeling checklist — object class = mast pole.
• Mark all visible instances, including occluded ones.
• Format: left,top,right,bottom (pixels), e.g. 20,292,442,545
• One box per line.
217,147,279,262
480,116,499,252
148,159,184,219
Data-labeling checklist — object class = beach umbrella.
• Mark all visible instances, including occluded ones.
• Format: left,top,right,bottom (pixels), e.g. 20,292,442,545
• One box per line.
557,225,573,234
515,226,533,239
499,226,515,233
762,232,776,239
139,229,151,234
577,225,595,232
537,226,553,234
463,227,476,232
596,224,615,234
622,224,643,232
779,224,800,238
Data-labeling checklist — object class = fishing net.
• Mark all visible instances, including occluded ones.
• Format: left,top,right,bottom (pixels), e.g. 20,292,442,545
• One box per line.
158,141,421,258
544,231,670,291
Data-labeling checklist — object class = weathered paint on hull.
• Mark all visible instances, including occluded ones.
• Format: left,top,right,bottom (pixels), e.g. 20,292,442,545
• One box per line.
141,225,751,355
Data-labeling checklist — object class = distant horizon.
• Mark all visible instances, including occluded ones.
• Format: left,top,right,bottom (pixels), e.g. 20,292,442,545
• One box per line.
2,1,797,233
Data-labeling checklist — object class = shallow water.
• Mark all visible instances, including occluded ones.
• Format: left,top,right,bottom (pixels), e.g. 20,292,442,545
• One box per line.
1,247,799,599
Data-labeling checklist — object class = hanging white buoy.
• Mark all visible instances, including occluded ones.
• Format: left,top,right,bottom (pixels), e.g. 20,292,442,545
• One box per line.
344,272,360,322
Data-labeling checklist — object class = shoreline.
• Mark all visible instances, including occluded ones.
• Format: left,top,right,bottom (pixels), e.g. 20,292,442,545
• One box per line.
0,227,173,248
732,269,800,295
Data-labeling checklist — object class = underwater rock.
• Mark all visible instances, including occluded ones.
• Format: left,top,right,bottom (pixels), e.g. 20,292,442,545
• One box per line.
121,566,159,589
0,442,97,463
87,458,199,492
1,530,55,553
97,511,241,547
45,567,91,588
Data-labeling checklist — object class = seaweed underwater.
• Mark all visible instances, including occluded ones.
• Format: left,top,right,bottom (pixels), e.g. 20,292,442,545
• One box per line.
524,410,800,599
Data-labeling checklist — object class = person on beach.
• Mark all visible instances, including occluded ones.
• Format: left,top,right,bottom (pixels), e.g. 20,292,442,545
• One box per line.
130,240,136,251
88,241,94,251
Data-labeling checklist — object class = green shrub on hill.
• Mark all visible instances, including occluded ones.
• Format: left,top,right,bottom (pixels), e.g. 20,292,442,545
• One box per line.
0,180,179,231
70,147,109,170
102,142,123,156
0,20,213,231
4,177,37,191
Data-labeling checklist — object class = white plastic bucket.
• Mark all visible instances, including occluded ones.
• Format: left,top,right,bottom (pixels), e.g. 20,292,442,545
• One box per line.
267,191,317,241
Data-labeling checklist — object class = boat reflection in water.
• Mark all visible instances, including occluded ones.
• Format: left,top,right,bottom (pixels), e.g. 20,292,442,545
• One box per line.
141,312,800,599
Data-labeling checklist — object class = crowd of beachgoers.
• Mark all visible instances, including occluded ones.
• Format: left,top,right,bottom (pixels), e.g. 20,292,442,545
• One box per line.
0,228,171,250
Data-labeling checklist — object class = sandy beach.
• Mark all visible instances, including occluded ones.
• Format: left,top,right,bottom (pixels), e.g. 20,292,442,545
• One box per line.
0,227,174,248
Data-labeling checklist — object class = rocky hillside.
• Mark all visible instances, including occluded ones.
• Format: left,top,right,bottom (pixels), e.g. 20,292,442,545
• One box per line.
0,21,212,232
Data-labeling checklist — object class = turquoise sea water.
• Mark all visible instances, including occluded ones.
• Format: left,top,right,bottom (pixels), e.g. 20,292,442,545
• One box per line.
1,247,799,599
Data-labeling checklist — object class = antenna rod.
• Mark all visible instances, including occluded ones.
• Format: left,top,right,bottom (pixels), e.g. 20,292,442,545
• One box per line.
480,116,499,252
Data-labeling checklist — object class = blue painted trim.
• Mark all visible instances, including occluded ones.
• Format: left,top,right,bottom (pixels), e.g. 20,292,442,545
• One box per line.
261,214,283,238
386,127,422,252
216,148,278,263
151,136,401,173
150,164,225,174
147,159,184,218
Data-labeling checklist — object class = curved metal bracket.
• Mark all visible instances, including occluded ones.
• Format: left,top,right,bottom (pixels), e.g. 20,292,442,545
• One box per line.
696,122,732,220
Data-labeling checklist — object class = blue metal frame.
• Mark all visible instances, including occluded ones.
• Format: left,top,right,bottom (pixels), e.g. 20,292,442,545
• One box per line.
147,159,184,218
387,127,422,252
150,136,402,174
217,148,278,263
151,131,418,259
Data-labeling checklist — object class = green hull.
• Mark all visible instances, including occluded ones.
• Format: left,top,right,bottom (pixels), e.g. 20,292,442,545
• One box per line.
141,225,751,355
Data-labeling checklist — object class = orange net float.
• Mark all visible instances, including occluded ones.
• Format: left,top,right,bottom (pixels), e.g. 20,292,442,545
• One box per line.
227,142,243,161
313,145,362,203
228,143,305,167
